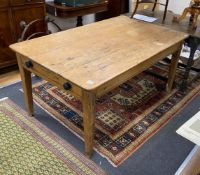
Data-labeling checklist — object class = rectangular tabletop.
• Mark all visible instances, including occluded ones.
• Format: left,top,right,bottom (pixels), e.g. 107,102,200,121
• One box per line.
10,16,188,92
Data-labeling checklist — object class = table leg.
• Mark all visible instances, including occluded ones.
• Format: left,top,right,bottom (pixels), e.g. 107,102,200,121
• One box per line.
77,16,83,27
82,90,96,158
167,48,181,92
17,54,33,116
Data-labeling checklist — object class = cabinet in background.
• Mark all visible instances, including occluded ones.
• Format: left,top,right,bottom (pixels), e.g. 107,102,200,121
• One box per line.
96,0,129,20
0,0,46,69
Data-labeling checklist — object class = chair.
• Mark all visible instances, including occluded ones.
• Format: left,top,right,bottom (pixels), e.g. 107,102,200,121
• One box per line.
18,17,61,42
173,0,200,29
130,0,169,22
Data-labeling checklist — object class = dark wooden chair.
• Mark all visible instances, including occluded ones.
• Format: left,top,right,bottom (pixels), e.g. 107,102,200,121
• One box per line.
18,17,62,42
130,0,169,22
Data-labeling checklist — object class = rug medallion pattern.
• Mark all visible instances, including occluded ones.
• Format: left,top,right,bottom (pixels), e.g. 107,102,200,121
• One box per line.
32,64,200,166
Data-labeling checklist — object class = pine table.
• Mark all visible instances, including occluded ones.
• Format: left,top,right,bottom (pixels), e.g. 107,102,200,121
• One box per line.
10,16,188,157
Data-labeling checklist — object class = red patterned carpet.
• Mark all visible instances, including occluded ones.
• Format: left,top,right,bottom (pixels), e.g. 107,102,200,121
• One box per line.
32,63,200,166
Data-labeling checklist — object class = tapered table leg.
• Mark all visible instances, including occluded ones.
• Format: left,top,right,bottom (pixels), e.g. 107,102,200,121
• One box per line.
167,46,182,92
82,90,96,158
17,54,33,116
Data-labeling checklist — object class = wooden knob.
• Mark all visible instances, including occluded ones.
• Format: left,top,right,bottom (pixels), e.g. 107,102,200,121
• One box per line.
63,82,72,90
25,60,33,68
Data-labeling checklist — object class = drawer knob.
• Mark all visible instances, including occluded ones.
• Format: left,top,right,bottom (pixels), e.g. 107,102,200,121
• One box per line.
25,60,33,68
63,83,72,90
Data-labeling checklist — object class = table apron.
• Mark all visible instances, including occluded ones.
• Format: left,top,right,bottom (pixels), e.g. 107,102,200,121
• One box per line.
16,41,182,100
96,41,183,97
17,53,82,100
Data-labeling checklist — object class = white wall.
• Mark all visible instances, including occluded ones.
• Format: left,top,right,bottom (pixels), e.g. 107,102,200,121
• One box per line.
130,0,190,15
160,0,190,14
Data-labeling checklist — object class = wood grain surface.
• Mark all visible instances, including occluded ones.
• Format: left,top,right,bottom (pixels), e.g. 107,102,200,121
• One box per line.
10,16,188,91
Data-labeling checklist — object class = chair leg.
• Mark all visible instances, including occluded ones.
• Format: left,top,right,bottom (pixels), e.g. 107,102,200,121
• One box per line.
131,0,140,18
162,0,169,22
192,11,199,29
152,0,158,12
173,7,191,23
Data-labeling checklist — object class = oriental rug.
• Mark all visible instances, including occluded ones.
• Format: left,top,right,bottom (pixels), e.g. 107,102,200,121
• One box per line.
0,98,106,175
32,63,200,167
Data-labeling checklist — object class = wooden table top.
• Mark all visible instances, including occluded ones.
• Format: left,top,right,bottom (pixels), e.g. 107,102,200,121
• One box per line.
10,16,188,91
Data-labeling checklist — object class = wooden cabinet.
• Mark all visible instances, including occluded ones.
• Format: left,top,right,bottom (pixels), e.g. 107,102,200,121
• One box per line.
0,0,9,8
0,8,16,68
108,0,129,17
0,0,45,69
10,0,44,6
96,0,129,20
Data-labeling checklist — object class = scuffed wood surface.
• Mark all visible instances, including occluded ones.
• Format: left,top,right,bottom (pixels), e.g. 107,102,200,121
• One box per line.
10,16,188,90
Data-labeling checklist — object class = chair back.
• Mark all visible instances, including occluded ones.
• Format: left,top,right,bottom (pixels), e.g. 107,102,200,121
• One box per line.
18,17,62,42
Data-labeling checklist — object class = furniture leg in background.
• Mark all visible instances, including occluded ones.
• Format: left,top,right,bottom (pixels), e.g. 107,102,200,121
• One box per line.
173,0,200,29
77,16,83,27
130,0,169,22
46,1,109,27
181,36,200,90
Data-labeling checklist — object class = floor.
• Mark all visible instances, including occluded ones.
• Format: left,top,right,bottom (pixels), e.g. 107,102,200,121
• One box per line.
0,69,20,88
0,69,200,174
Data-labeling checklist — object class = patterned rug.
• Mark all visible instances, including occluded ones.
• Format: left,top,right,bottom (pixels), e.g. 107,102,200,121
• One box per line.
32,63,200,167
0,98,106,175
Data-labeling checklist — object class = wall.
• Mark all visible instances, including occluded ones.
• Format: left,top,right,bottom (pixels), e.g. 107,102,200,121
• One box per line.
160,0,190,14
130,0,190,15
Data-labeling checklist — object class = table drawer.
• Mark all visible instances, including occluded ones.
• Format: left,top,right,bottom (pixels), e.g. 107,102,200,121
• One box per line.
20,56,82,99
10,0,44,6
